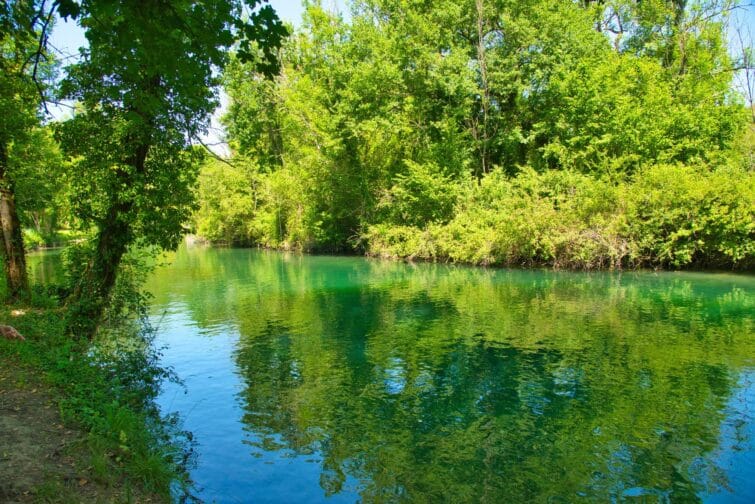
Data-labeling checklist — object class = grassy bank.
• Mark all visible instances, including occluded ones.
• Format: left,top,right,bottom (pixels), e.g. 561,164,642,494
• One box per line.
0,292,189,502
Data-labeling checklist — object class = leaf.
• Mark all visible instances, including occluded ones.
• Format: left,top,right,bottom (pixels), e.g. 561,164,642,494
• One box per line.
57,0,81,20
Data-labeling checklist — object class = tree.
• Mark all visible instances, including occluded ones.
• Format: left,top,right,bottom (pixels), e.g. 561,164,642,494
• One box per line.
214,0,750,268
56,0,287,337
0,0,55,299
9,126,67,240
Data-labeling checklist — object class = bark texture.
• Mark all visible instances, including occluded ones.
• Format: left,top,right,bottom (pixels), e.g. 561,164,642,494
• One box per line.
0,141,29,300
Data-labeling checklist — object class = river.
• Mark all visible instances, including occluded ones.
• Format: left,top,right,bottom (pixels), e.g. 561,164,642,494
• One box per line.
31,246,755,502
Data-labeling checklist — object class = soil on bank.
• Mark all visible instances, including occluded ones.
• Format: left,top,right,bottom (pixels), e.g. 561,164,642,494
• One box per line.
0,359,158,504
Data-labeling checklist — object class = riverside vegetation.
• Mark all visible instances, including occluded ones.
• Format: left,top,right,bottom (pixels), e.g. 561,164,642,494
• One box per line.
1,0,286,500
0,277,191,502
197,0,755,270
0,0,754,501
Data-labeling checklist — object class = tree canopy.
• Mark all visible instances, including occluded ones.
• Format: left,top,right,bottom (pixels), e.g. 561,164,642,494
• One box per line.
200,0,753,269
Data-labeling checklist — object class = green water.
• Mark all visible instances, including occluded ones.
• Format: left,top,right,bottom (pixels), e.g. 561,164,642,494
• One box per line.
139,246,755,503
31,246,755,502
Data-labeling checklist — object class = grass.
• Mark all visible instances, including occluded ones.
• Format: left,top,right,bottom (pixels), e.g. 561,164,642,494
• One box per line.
0,288,190,502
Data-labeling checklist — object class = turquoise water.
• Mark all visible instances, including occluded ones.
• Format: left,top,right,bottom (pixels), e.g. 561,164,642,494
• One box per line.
30,246,755,502
140,246,755,503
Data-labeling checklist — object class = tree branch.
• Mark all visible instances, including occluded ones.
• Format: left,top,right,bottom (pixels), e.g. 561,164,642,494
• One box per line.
193,136,237,168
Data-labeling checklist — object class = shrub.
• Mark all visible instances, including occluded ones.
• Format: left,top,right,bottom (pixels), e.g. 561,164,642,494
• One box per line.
625,164,755,268
23,228,46,250
364,165,754,270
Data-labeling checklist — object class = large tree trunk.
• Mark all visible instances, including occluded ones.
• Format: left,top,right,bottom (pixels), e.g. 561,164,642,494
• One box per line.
66,140,149,339
66,200,133,338
0,141,29,300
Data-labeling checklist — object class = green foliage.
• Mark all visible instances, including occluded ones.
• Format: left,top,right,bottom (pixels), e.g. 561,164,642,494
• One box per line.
212,0,753,270
364,165,754,269
0,295,191,500
22,227,45,250
52,0,287,336
0,1,42,148
378,160,461,227
626,164,755,268
195,159,257,244
57,114,201,254
538,53,746,173
10,126,73,244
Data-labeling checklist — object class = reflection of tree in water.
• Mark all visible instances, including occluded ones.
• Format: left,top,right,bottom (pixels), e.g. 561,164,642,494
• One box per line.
27,250,64,286
141,247,754,501
222,261,752,501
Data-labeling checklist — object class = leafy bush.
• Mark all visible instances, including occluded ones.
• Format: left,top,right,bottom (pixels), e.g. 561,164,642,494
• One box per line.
22,227,46,250
625,164,755,268
378,160,461,227
364,165,753,270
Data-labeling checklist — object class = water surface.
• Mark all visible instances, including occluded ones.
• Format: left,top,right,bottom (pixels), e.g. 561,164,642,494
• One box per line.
138,246,755,502
25,247,755,501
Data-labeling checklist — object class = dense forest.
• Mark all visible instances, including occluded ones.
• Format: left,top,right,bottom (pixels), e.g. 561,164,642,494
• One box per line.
198,0,755,270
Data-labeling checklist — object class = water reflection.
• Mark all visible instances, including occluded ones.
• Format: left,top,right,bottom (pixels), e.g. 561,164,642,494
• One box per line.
27,249,65,286
142,247,754,502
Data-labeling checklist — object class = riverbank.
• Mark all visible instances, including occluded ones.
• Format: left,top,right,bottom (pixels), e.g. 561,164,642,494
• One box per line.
0,358,160,503
195,165,755,272
0,298,186,503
